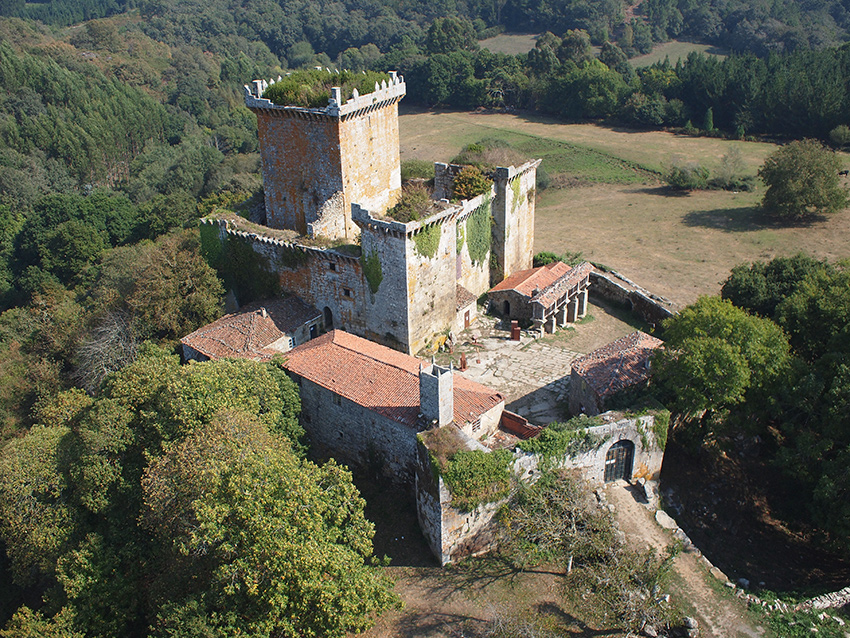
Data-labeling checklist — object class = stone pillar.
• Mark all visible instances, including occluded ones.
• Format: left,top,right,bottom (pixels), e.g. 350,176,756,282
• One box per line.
532,319,544,336
578,289,588,318
420,363,454,427
556,303,568,327
544,316,556,333
568,298,579,322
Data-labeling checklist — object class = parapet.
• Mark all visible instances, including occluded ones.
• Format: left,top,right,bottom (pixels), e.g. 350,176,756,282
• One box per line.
244,70,406,119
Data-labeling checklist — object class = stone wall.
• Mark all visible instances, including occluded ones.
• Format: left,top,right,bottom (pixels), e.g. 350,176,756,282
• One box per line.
246,73,405,240
417,413,666,564
296,376,421,483
589,270,677,326
492,160,540,282
455,192,495,298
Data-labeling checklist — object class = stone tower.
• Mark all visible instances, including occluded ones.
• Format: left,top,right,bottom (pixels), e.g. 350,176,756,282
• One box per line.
419,362,454,427
245,73,405,240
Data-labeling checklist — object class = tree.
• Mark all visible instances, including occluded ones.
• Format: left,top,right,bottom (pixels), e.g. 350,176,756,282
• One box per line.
653,296,791,420
557,29,592,64
425,17,478,55
141,411,401,638
758,139,850,220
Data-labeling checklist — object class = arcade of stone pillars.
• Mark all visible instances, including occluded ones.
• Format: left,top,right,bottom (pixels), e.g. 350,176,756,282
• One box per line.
533,289,589,335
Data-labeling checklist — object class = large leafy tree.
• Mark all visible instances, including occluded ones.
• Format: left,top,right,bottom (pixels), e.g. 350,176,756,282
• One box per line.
142,410,400,638
758,139,849,220
653,296,791,425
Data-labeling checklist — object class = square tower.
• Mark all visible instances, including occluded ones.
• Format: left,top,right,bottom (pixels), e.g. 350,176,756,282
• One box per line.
245,73,405,240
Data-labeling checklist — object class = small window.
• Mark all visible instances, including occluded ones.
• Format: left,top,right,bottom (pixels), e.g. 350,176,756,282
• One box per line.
329,262,337,272
471,419,481,432
343,288,352,298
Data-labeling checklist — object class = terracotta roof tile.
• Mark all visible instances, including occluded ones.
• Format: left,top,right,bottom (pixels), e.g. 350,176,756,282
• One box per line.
456,284,477,311
490,262,592,306
571,331,663,398
284,331,504,429
181,297,321,361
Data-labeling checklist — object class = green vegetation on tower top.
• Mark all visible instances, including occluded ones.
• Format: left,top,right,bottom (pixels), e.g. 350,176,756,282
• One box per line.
262,69,391,108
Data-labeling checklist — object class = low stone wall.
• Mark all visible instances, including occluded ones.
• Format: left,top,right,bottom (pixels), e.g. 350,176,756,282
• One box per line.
416,412,666,565
589,269,677,326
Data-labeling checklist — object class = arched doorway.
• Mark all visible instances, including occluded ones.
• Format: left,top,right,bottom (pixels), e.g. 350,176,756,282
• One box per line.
503,300,511,316
604,440,634,482
323,306,334,330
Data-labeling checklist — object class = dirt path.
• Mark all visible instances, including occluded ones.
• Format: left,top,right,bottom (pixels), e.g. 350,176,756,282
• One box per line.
605,483,765,638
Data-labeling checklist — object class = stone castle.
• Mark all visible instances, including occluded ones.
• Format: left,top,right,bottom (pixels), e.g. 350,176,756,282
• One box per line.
202,71,539,354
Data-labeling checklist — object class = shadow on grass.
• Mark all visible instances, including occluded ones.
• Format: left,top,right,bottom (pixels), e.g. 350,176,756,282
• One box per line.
535,601,621,637
681,207,825,233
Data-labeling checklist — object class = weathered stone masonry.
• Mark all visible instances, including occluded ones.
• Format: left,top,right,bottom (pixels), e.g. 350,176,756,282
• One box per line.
246,74,405,239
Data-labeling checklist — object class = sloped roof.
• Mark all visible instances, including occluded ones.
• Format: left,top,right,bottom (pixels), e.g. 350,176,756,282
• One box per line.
571,331,663,399
283,331,504,428
180,297,321,361
456,284,477,311
489,261,592,306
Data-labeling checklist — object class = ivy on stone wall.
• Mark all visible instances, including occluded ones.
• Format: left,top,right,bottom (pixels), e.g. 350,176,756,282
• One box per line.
511,177,521,214
361,250,383,294
413,224,441,259
441,449,514,512
199,223,224,269
224,236,280,304
277,244,310,270
517,416,602,464
456,223,465,254
466,197,492,266
199,225,279,304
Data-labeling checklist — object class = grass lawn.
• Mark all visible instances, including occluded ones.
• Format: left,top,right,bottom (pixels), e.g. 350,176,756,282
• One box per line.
399,109,850,306
630,39,729,67
479,32,538,55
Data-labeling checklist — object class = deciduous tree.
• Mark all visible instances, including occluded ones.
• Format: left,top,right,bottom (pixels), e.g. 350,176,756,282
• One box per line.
758,139,849,220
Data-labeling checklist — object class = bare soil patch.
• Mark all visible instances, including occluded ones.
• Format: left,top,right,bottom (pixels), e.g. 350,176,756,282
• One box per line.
606,482,764,638
479,32,538,55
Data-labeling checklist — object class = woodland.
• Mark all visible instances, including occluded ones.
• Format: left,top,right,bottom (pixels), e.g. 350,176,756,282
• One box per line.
0,0,849,634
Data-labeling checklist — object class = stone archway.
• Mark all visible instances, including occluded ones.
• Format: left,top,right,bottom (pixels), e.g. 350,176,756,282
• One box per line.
323,306,334,330
503,300,511,316
604,439,634,482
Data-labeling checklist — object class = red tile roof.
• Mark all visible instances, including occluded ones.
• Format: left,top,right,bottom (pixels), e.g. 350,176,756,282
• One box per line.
456,284,477,311
490,261,592,308
571,331,663,399
283,331,504,428
181,297,321,361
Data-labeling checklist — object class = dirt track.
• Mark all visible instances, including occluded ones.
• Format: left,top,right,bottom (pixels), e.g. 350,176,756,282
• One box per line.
605,483,765,638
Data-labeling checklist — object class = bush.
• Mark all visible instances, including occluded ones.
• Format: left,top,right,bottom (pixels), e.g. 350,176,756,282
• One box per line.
400,159,435,181
441,449,513,511
386,182,431,222
533,251,584,267
263,70,390,108
452,165,492,201
665,162,709,190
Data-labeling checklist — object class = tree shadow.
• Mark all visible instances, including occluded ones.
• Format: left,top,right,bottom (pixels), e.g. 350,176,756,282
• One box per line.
535,601,621,637
681,206,825,233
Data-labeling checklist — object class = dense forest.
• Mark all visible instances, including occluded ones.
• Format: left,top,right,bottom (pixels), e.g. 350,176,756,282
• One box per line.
0,0,849,633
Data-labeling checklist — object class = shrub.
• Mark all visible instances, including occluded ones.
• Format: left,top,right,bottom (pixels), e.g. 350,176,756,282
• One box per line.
400,159,435,181
441,448,513,511
386,182,431,222
665,162,709,190
452,165,492,201
263,70,390,108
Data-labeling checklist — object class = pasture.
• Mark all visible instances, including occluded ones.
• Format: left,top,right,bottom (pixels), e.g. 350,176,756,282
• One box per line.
399,109,850,306
478,32,538,55
630,39,729,67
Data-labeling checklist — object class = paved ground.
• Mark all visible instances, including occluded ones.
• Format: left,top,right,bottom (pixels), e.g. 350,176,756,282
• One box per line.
438,299,642,425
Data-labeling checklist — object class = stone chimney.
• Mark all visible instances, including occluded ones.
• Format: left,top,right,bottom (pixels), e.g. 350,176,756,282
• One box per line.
419,361,454,428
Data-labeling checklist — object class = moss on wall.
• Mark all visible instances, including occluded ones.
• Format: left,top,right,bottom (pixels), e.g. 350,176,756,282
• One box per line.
199,223,224,269
277,244,310,270
362,250,383,294
456,223,465,254
413,224,441,259
511,177,521,214
466,197,492,266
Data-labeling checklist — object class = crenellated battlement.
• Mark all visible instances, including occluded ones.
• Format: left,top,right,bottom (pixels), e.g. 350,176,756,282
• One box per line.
244,70,406,120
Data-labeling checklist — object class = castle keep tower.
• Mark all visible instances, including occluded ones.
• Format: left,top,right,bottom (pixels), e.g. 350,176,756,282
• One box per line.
245,73,405,240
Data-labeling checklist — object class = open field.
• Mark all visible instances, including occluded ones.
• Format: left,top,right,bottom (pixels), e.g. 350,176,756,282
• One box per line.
399,109,850,305
479,32,538,55
631,39,729,67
